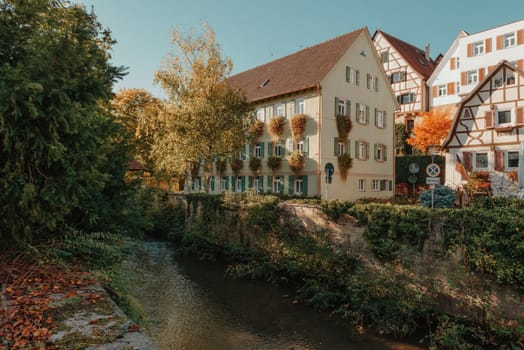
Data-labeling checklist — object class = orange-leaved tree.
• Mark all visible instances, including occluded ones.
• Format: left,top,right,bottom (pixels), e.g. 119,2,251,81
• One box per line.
407,109,452,153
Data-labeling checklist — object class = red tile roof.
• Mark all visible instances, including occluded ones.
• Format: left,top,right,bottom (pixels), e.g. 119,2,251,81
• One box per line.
374,30,436,79
228,28,366,102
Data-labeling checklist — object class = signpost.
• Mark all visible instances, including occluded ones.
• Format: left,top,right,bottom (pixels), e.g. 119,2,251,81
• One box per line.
324,163,334,200
426,162,441,208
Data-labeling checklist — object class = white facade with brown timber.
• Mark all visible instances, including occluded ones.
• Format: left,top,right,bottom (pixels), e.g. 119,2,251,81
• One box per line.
429,19,524,112
443,61,524,196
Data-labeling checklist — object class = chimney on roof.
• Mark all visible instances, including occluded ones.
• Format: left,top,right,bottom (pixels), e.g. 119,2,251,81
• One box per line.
424,43,430,61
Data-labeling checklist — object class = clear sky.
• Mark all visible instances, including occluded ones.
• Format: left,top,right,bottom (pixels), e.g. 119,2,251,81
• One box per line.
72,0,524,97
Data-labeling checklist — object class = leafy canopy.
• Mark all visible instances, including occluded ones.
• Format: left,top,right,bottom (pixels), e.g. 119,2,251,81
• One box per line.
0,0,127,245
406,109,452,153
154,24,253,184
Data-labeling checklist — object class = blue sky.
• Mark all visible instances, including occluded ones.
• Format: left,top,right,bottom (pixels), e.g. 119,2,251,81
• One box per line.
73,0,524,97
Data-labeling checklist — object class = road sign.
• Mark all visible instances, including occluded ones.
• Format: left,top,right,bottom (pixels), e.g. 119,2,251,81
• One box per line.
426,177,440,185
408,162,420,174
426,163,441,177
408,175,418,184
324,162,334,176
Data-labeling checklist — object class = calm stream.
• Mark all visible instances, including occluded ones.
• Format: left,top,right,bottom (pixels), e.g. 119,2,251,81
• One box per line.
125,241,425,350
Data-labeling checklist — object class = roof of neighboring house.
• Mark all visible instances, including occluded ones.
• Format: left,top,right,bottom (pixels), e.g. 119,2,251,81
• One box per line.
228,28,366,102
128,160,146,171
442,60,524,149
373,30,436,79
427,30,469,85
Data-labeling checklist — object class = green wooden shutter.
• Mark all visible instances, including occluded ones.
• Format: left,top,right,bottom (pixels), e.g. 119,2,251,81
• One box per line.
303,176,308,196
365,142,369,159
248,176,253,190
241,144,246,160
380,180,386,191
374,108,378,126
334,96,339,116
374,144,378,160
356,70,360,85
389,180,393,191
345,66,350,82
267,176,272,192
241,176,246,192
383,111,387,128
355,140,359,158
268,142,273,156
211,176,215,191
384,145,387,161
260,142,265,158
355,103,360,122
248,144,253,157
288,176,294,195
334,137,339,156
346,100,351,117
365,105,370,123
225,176,229,190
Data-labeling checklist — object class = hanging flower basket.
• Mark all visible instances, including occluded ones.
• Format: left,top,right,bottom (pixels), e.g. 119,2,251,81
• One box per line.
249,120,265,142
269,116,286,141
291,114,306,140
288,150,304,174
266,156,282,171
337,153,353,181
249,157,262,173
230,158,243,175
215,158,227,175
336,115,352,141
507,171,518,182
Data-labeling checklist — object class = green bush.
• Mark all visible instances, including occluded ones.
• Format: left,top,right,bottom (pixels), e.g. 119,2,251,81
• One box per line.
419,185,456,208
321,199,353,221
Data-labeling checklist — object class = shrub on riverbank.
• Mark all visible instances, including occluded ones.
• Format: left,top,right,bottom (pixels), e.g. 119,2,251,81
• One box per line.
147,192,524,349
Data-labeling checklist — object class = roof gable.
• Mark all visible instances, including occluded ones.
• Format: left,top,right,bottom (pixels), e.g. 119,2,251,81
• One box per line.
427,30,468,85
373,30,436,79
443,60,524,148
228,28,366,102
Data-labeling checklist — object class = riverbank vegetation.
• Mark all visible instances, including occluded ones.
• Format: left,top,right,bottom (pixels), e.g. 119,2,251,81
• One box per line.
145,190,524,349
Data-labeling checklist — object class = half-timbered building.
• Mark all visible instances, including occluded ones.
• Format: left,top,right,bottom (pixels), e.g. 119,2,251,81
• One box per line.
372,30,436,130
442,60,524,196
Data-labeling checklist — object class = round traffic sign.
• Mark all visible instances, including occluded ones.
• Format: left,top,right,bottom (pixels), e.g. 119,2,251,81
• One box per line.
426,163,440,177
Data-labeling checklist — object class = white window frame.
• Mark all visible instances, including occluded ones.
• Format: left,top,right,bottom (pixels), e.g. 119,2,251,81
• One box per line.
371,179,380,191
358,104,366,124
296,100,305,114
255,143,262,158
256,108,265,122
391,71,405,83
438,84,447,96
358,141,368,160
496,109,512,127
472,41,484,56
254,178,260,193
507,151,519,169
376,110,385,128
273,176,281,193
503,32,516,48
380,51,389,63
348,67,355,84
275,103,284,117
274,143,283,157
467,70,478,85
294,178,303,195
375,144,385,162
337,99,346,116
221,177,227,191
474,152,489,170
297,139,305,154
337,141,345,155
236,177,242,193
267,105,273,119
358,179,366,192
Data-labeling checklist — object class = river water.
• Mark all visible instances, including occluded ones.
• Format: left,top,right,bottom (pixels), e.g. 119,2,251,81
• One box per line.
125,241,425,350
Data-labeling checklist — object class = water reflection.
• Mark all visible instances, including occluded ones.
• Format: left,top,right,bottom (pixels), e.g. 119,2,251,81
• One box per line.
125,241,424,350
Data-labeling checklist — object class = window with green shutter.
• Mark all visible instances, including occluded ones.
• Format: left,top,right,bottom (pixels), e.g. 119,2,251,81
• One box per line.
259,176,264,193
384,145,387,161
267,176,272,192
241,176,246,192
260,142,265,158
388,180,393,191
355,103,360,122
248,144,253,157
288,176,294,195
346,100,351,117
345,66,350,83
380,180,386,191
335,96,340,116
356,70,360,85
303,176,308,196
355,140,359,158
241,144,246,160
334,137,340,156
211,176,215,191
365,105,370,123
267,142,273,156
248,176,253,190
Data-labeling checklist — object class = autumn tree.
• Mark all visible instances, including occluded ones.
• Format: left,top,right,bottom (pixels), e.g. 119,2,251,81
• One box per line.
0,0,127,246
406,109,452,154
154,24,253,191
111,88,164,170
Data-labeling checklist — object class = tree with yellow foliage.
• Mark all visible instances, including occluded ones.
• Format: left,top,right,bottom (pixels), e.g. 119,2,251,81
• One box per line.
154,24,253,191
407,109,452,153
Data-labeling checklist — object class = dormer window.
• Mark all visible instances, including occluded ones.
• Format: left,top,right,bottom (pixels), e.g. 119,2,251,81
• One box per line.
503,32,516,48
472,41,484,56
